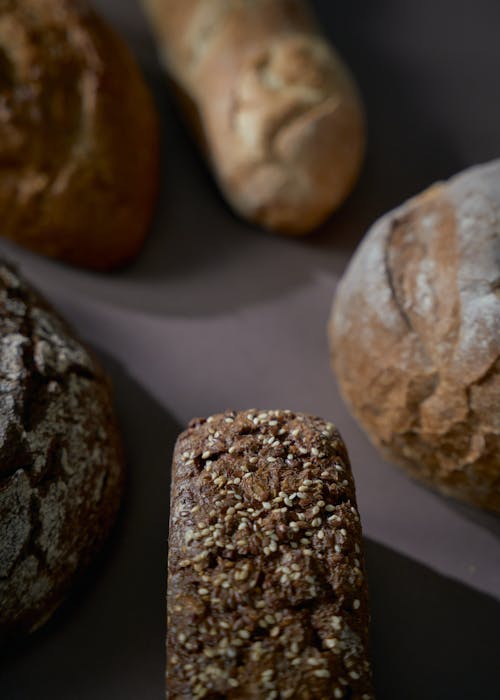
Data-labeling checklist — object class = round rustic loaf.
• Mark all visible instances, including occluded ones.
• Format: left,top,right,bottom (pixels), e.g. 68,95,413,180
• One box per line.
328,160,500,513
0,262,123,640
0,0,159,270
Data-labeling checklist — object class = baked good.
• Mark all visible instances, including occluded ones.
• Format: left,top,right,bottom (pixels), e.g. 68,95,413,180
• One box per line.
0,262,123,640
329,159,500,513
142,0,365,234
0,0,159,270
168,409,373,699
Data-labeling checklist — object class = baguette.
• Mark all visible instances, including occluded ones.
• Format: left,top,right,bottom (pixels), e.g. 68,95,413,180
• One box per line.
167,409,373,699
143,0,365,234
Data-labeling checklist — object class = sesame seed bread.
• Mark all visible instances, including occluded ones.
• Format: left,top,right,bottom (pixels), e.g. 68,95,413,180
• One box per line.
329,159,500,513
0,262,123,640
142,0,365,235
168,410,373,699
0,0,159,270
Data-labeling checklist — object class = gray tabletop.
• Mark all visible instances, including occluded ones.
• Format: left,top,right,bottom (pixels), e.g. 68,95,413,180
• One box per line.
1,0,500,698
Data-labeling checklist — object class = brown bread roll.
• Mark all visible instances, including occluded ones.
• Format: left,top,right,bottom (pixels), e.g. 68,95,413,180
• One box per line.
0,262,123,640
142,0,365,235
168,409,373,699
329,160,500,513
0,0,159,270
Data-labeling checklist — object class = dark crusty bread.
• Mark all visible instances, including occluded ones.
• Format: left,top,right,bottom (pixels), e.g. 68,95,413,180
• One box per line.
0,262,123,640
329,159,500,513
168,409,373,699
0,0,159,270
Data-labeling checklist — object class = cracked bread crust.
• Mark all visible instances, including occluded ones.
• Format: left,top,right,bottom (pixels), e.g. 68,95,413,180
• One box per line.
142,0,365,234
168,409,373,700
329,159,500,513
0,262,123,640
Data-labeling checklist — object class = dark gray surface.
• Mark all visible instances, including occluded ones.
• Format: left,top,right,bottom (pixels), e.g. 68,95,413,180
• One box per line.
1,0,500,697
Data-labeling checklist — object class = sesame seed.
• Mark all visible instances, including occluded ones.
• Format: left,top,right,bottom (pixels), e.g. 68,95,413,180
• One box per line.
202,451,210,459
262,502,272,510
325,638,338,649
349,671,360,680
313,669,330,678
325,505,335,512
238,629,250,639
334,689,343,699
353,599,360,610
198,588,209,595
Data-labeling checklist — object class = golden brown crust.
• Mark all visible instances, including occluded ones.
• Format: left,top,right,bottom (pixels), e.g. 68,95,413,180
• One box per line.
329,160,500,513
143,0,365,234
0,0,159,270
168,409,373,699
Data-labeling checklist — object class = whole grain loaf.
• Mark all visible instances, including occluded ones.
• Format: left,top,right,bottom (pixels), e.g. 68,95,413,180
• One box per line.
0,262,123,640
168,409,373,699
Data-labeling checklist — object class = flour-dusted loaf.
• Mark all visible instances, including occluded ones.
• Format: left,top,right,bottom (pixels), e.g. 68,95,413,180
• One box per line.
0,0,159,270
329,159,500,513
168,410,373,699
0,262,123,640
142,0,365,235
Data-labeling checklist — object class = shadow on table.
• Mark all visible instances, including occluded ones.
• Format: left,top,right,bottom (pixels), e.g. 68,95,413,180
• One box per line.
310,0,463,253
0,352,180,700
444,499,500,543
366,539,500,700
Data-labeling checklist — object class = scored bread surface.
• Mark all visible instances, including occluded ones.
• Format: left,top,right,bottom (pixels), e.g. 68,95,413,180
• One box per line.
329,159,500,512
168,409,373,700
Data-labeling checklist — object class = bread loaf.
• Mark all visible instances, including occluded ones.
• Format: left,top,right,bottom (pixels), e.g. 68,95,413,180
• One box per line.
0,0,159,270
0,262,123,640
142,0,365,234
168,409,373,699
329,159,500,513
